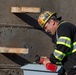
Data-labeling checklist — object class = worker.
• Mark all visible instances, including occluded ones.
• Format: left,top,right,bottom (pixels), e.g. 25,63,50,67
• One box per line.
38,11,76,75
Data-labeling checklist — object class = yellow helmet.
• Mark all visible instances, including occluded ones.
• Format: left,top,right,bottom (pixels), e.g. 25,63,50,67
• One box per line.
38,11,56,28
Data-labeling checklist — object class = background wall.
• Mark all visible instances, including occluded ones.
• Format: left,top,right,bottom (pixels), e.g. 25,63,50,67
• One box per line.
0,0,76,68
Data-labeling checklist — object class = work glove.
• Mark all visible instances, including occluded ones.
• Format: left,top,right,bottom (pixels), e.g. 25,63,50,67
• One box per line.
46,63,57,72
39,57,46,64
40,57,57,72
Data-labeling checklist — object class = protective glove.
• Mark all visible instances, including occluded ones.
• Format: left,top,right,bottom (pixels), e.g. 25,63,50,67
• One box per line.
39,57,57,72
40,57,57,72
46,63,57,72
39,57,47,64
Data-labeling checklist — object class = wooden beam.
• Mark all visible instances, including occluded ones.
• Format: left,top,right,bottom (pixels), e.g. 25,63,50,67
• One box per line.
0,47,29,54
11,7,41,13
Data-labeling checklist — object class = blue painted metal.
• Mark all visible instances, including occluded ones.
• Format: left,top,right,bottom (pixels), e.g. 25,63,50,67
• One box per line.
21,64,62,75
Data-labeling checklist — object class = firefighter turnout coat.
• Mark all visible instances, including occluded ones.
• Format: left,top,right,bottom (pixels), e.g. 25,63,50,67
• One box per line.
50,20,76,75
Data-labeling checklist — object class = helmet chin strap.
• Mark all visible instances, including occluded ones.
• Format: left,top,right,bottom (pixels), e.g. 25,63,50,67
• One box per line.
56,30,58,41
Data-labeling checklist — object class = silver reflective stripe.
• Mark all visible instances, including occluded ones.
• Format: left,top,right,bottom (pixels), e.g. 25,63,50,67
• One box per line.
72,42,76,53
56,36,71,48
56,31,58,41
53,49,66,61
56,21,67,41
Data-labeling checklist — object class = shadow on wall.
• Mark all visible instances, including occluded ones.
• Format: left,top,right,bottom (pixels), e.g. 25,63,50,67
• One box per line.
2,53,31,66
1,13,56,66
14,13,56,43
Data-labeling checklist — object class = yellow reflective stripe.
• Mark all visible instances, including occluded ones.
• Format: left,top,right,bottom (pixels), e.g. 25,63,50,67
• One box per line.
73,42,76,45
72,42,76,53
56,36,71,48
56,62,62,65
72,49,76,53
53,49,66,61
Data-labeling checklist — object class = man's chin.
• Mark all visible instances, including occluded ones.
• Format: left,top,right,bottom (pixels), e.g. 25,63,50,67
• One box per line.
47,32,54,35
50,32,54,35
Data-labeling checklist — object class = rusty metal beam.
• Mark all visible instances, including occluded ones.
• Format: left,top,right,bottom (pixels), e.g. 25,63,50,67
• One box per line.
11,7,41,13
0,47,29,54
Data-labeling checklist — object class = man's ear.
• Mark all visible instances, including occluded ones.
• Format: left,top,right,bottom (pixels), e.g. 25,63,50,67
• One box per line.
53,21,55,25
50,19,55,25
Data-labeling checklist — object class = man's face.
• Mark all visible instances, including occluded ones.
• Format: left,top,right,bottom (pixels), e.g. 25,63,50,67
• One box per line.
44,19,56,35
